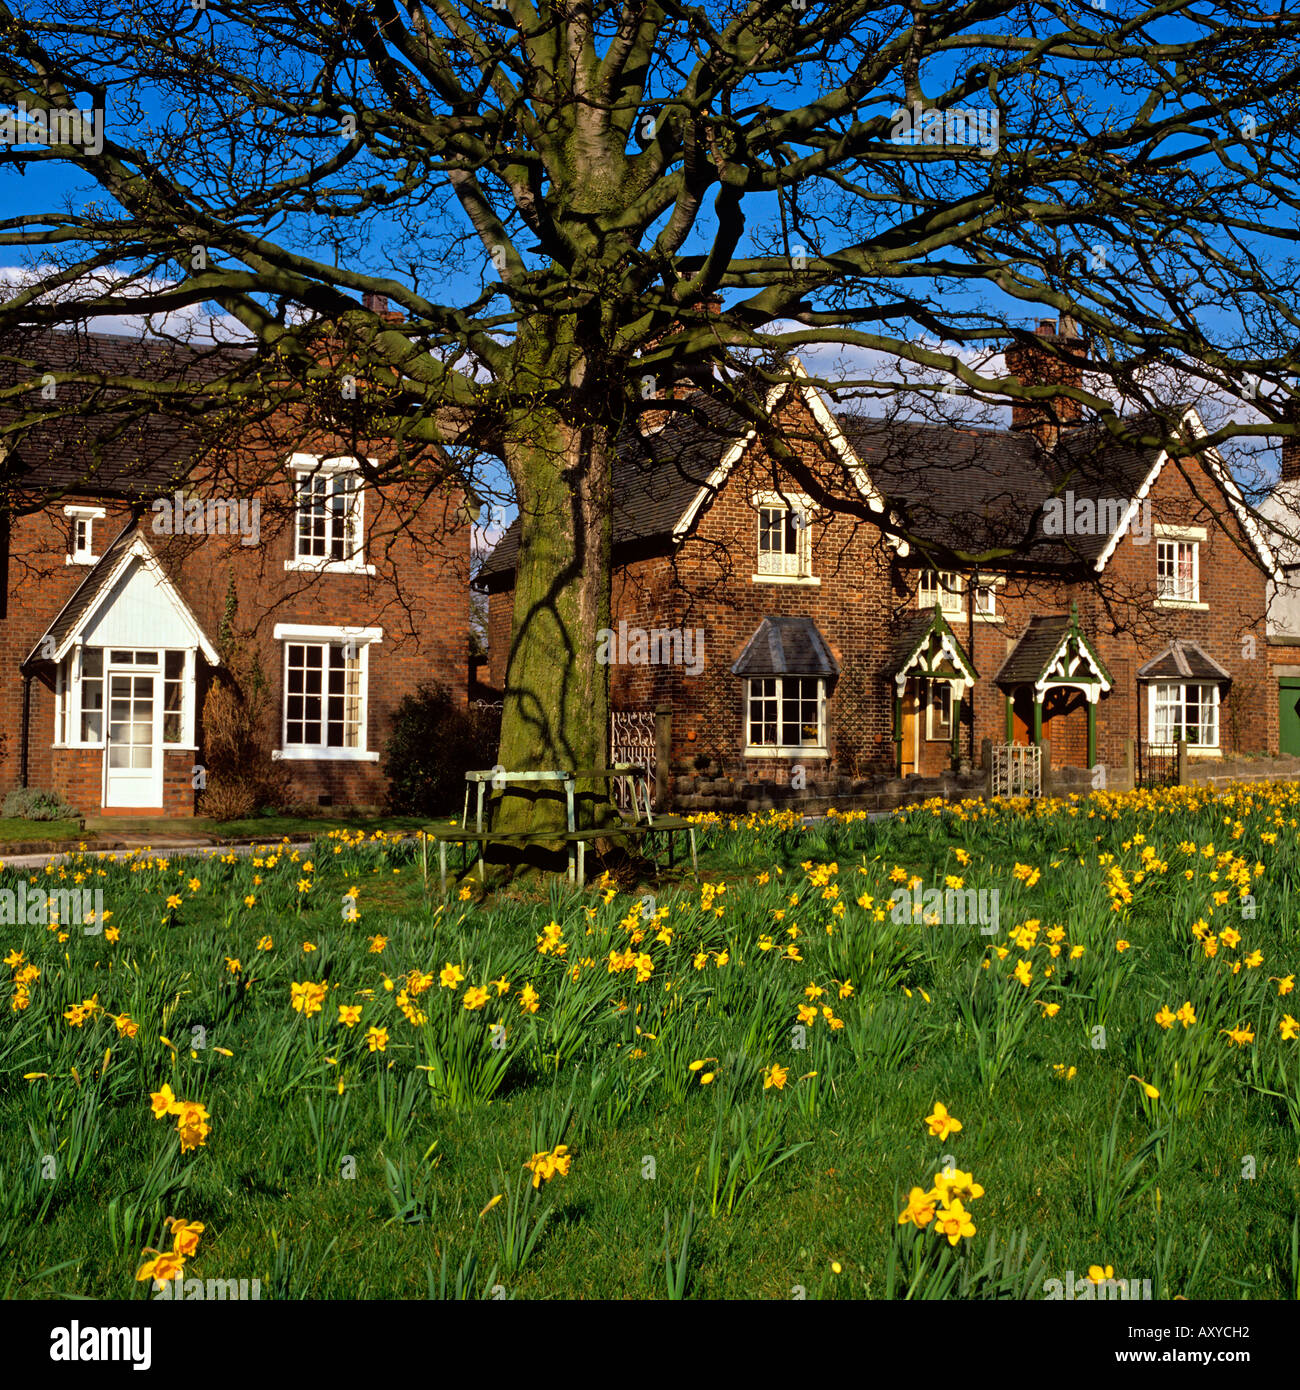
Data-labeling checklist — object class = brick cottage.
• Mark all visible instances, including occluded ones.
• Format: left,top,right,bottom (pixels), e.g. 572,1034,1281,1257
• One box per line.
478,319,1278,808
0,325,470,816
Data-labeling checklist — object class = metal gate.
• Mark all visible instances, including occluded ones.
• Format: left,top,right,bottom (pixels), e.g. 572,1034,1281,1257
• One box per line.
1137,742,1178,789
609,709,656,810
991,744,1042,798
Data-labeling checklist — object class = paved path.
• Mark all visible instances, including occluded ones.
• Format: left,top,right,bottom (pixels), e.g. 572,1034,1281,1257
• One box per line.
3,839,320,873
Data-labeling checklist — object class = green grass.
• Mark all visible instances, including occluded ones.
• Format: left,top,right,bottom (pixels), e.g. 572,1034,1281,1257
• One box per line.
78,813,441,841
0,818,83,845
3,788,1300,1300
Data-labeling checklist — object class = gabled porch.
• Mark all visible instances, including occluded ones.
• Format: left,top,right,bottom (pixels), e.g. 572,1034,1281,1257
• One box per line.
22,525,221,814
889,604,978,776
994,604,1112,768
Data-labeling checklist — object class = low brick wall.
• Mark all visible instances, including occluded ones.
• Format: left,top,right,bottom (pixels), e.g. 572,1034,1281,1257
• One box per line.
671,762,986,815
1185,753,1300,787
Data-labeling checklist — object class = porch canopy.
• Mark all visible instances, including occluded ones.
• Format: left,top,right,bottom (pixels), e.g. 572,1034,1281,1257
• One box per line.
994,604,1111,765
888,604,978,767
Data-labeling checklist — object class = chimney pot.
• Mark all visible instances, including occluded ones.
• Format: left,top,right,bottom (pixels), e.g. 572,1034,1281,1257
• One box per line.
362,292,388,314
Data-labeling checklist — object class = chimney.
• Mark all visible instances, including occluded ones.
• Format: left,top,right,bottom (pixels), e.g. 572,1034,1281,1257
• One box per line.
636,296,723,434
1004,316,1086,451
1282,397,1300,485
361,291,404,324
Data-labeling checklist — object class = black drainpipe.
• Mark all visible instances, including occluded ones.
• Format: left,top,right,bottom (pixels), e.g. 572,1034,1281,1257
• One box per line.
20,667,31,788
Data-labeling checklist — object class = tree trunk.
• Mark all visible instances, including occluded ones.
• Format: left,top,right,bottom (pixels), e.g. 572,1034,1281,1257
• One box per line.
491,341,619,854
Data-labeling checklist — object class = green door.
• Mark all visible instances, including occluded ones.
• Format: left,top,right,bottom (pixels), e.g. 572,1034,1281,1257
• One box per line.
1281,679,1300,755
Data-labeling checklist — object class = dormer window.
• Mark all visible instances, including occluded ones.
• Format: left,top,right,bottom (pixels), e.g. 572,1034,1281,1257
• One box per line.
64,506,104,565
285,454,375,575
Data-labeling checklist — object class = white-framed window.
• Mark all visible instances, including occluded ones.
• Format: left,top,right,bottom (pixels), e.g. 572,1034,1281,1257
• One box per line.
285,455,375,574
746,676,825,751
973,583,996,617
756,504,812,578
272,624,382,760
52,645,195,748
1150,682,1219,748
1156,539,1199,603
925,679,953,741
64,506,105,565
918,569,964,614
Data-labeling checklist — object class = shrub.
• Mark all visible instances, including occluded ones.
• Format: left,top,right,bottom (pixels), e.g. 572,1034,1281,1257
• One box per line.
197,780,257,823
197,664,292,820
3,788,79,821
384,684,499,817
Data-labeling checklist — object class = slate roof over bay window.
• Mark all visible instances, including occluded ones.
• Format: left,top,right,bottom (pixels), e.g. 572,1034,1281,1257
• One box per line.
730,615,840,678
1136,640,1232,683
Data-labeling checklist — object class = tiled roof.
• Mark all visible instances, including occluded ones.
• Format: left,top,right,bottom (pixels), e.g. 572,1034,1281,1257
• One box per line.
730,615,840,678
477,386,1188,584
0,327,251,499
1136,640,1233,683
995,610,1113,688
836,413,1170,563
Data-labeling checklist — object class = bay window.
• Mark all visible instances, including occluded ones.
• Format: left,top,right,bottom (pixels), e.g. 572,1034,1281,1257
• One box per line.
1151,682,1219,748
746,676,825,750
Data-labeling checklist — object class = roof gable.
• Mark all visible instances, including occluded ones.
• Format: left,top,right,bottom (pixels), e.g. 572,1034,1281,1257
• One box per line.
25,527,221,666
888,604,978,690
1088,406,1277,577
995,606,1112,698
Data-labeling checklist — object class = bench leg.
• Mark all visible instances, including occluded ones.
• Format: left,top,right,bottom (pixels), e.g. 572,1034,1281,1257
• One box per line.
421,833,427,894
689,828,698,875
439,842,447,895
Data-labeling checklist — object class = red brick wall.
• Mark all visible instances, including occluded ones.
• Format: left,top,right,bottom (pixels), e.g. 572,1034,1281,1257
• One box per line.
4,425,470,816
482,415,1273,793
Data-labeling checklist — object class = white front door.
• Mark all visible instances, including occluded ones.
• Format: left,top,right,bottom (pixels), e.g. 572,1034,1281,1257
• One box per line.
103,666,162,808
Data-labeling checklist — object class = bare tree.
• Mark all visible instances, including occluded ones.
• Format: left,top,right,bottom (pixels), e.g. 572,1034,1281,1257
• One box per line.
2,0,1300,832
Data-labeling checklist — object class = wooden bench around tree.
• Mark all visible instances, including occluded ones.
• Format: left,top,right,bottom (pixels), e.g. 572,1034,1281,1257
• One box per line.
421,764,697,890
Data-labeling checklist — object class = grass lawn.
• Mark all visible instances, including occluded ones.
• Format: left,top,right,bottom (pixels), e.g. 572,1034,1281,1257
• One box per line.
0,818,83,845
2,790,1299,1300
77,813,441,842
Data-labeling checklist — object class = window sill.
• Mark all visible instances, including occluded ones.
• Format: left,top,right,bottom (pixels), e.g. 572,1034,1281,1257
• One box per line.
273,748,379,762
972,613,1003,624
751,573,820,586
1153,598,1208,611
917,605,965,618
284,559,376,577
744,746,829,759
66,555,99,566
